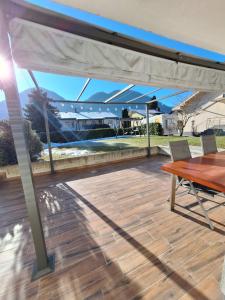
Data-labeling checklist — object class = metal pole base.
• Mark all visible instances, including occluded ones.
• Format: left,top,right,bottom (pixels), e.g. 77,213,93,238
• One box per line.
32,253,55,281
220,256,225,298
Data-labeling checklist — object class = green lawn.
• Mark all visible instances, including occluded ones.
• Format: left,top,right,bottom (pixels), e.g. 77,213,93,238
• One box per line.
43,135,225,160
101,135,225,148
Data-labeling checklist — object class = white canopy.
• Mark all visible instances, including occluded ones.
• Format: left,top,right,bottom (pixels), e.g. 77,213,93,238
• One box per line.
173,91,223,113
9,18,225,92
55,0,225,55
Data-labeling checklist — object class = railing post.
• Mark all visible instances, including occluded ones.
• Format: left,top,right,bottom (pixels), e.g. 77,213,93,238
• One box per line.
146,104,151,157
43,101,54,174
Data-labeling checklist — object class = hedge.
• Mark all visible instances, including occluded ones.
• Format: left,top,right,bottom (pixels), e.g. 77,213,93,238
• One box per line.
40,128,117,143
201,128,225,136
39,122,163,144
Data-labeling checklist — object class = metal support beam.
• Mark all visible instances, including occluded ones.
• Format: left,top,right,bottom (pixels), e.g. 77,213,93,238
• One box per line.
28,70,54,174
49,91,188,106
126,88,161,103
147,90,187,103
75,78,91,102
146,104,150,157
28,70,40,91
0,7,54,279
104,84,135,103
51,99,151,105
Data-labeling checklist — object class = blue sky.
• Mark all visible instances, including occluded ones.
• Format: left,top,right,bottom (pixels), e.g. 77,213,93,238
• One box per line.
1,0,225,107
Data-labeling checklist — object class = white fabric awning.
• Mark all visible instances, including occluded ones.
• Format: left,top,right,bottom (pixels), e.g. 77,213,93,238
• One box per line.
55,0,225,55
9,18,225,92
173,91,223,113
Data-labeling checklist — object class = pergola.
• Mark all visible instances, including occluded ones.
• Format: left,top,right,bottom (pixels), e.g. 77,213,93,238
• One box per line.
1,0,225,280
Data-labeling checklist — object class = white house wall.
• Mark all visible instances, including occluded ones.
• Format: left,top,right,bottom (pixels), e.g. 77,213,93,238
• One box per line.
184,101,225,134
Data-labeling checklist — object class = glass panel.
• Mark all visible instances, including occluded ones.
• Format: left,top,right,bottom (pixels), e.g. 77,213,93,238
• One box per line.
32,71,87,100
80,78,127,101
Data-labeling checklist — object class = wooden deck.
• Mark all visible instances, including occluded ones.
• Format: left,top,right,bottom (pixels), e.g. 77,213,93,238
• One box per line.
0,155,225,300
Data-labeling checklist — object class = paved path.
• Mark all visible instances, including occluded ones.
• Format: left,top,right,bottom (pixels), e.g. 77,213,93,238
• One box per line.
158,145,223,157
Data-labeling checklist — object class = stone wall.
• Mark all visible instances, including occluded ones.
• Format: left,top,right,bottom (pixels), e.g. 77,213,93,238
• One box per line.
0,146,160,181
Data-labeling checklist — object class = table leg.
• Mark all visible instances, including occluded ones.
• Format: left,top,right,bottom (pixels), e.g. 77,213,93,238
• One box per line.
170,175,176,211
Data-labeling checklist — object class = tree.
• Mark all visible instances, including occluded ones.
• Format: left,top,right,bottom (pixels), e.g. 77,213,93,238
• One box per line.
24,89,61,134
121,108,131,128
149,96,160,111
176,109,193,136
0,120,43,166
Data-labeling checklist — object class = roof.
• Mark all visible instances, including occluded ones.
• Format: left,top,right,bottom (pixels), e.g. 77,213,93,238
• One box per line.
129,109,160,116
56,0,225,55
173,91,224,113
59,111,119,120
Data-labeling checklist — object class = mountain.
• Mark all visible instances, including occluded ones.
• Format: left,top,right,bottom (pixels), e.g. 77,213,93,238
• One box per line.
0,88,64,120
88,90,120,102
0,88,172,120
88,90,172,113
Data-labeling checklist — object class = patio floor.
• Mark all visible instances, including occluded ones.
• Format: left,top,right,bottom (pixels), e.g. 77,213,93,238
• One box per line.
0,155,225,300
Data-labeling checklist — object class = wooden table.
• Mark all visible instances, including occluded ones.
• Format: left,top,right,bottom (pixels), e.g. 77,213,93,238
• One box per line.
161,151,225,211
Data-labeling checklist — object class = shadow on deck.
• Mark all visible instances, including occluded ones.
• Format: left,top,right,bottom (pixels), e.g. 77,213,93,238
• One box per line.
0,155,224,299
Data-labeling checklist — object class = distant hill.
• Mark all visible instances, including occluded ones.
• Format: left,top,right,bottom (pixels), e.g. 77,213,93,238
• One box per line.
0,88,172,120
88,90,172,113
0,88,64,120
88,90,119,102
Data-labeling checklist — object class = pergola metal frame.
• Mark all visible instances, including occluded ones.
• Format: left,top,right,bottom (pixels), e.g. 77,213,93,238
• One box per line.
104,84,135,103
75,78,91,102
28,67,189,181
1,0,225,280
126,88,161,103
49,90,188,105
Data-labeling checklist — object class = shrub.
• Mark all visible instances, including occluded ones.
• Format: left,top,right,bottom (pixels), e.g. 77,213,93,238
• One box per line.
0,120,43,166
201,128,225,136
133,123,163,136
80,124,110,130
149,123,163,135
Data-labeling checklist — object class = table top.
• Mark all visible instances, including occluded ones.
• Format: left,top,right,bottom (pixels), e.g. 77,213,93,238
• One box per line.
161,151,225,193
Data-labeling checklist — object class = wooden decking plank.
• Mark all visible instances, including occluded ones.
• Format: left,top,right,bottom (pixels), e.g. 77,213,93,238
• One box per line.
0,156,224,299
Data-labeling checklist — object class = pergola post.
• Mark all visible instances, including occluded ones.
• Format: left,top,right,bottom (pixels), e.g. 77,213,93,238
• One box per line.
43,101,55,174
0,7,54,279
146,103,151,157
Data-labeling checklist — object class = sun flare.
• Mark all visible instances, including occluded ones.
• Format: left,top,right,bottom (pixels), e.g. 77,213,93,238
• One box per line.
0,55,10,81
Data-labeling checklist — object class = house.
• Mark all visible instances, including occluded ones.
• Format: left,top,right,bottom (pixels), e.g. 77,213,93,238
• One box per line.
128,110,146,120
126,109,161,128
141,113,178,135
173,92,225,135
139,110,177,136
59,111,120,130
129,109,160,119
